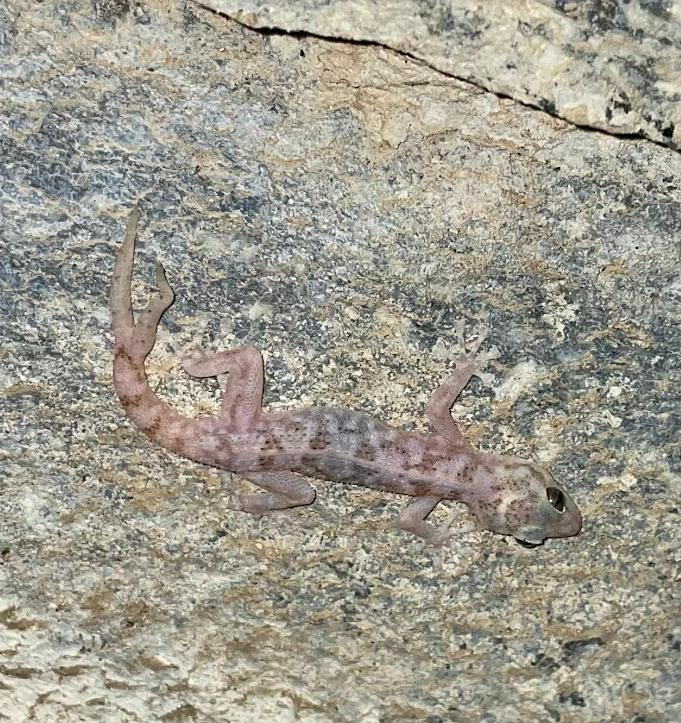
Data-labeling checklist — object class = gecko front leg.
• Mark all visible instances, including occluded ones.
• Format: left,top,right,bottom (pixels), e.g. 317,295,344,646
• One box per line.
397,496,448,544
397,496,476,546
426,321,497,446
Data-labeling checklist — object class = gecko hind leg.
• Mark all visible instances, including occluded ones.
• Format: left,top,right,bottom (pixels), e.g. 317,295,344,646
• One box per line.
426,320,498,445
183,346,264,430
229,472,316,515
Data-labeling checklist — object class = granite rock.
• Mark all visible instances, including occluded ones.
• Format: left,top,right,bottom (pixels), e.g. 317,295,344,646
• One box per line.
202,0,681,148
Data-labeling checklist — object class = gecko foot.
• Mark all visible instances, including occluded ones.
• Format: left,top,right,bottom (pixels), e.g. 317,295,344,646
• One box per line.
424,510,477,549
225,471,316,516
451,319,499,387
427,510,478,570
397,496,477,552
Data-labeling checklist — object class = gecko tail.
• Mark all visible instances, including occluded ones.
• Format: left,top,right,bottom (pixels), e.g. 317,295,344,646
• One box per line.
110,208,174,360
110,208,189,450
110,207,141,337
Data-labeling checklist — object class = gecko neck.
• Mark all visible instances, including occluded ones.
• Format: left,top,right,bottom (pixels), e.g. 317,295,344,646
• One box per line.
431,448,510,502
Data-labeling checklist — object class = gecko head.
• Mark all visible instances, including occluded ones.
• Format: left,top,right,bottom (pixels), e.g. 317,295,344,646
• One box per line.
467,459,582,546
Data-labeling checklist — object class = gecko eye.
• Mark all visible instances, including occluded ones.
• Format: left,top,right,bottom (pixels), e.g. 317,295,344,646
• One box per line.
546,486,566,513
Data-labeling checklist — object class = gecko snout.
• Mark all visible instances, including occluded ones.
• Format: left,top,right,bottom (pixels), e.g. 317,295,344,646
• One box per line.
513,476,582,546
516,485,570,547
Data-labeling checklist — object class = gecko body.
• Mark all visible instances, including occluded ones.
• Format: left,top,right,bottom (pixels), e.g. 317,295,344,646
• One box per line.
111,209,581,546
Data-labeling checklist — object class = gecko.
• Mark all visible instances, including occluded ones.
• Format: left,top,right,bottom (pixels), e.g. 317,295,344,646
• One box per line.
110,208,582,547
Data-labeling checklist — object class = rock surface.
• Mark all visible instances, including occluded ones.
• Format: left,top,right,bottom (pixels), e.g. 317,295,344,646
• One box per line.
0,0,679,721
203,0,681,148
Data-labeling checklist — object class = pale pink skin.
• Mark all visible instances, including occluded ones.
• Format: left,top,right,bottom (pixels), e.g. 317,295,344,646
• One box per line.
111,210,582,546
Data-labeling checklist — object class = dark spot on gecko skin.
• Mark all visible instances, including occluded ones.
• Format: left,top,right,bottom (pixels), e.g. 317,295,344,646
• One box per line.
323,460,382,484
259,432,285,453
335,409,373,439
285,420,303,437
416,451,447,474
272,433,285,451
292,455,345,481
114,348,134,364
309,428,331,451
393,445,410,461
478,500,497,514
119,391,145,408
256,455,277,469
378,440,396,459
504,499,525,526
355,440,377,462
290,461,316,478
350,463,384,484
145,411,163,436
227,401,241,425
217,436,232,452
335,409,359,435
401,454,429,473
405,462,429,476
378,437,406,458
411,480,435,497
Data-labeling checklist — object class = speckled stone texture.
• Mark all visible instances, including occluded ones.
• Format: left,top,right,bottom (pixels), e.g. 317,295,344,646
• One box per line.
0,1,679,721
202,0,681,149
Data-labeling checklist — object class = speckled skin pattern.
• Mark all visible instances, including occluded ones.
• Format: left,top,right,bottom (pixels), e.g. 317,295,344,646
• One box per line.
111,209,581,546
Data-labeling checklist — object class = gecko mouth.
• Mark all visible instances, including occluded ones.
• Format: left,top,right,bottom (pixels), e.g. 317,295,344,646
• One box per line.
515,538,542,548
